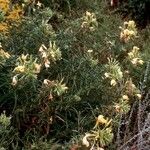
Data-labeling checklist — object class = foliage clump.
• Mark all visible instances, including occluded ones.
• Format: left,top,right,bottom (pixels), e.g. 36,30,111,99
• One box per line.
0,0,149,149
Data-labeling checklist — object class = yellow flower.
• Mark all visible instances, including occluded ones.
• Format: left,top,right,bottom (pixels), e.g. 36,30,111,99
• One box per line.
128,20,136,28
14,65,25,73
34,63,41,73
97,115,108,124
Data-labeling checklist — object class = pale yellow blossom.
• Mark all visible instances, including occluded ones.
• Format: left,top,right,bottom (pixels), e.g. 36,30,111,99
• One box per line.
87,49,93,53
21,54,28,61
14,65,25,73
128,21,136,28
97,115,108,124
122,95,129,100
11,75,18,86
44,59,50,68
136,94,142,100
114,104,121,112
133,46,139,51
110,79,117,86
82,133,90,147
98,148,105,150
138,59,144,65
131,58,138,65
34,63,41,73
124,21,128,26
43,79,50,85
131,83,136,89
86,11,91,16
128,52,134,58
104,72,109,78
